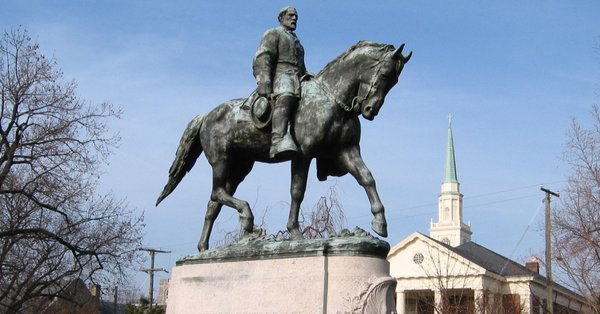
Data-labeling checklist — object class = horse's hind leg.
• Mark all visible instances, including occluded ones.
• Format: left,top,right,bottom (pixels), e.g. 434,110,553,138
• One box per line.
200,160,254,250
198,200,222,252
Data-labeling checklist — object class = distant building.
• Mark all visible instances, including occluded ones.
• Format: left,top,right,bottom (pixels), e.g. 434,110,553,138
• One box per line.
387,118,593,314
39,278,101,314
158,278,169,306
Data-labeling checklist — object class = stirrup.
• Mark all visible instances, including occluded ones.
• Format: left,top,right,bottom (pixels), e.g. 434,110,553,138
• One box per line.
270,133,298,159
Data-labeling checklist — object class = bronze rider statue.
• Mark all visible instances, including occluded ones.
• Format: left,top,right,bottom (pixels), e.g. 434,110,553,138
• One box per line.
253,6,308,159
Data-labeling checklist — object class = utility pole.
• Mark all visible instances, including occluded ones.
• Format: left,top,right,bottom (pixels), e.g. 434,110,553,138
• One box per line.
113,286,118,314
541,186,559,314
140,248,170,309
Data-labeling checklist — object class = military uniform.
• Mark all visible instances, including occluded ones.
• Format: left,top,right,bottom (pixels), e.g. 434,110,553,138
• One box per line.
253,24,306,158
253,26,306,99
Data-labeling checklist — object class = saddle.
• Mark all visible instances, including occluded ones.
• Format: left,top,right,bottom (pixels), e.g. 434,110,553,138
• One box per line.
241,74,314,130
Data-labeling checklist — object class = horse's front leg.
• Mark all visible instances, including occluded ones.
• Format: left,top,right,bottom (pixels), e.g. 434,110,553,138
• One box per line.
288,158,311,239
338,146,388,237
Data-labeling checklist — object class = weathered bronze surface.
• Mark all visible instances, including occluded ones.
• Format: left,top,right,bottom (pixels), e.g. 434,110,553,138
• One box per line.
254,6,307,158
156,11,411,251
177,229,391,265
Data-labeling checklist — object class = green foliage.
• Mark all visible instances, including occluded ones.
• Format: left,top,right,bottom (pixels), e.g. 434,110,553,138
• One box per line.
125,303,165,314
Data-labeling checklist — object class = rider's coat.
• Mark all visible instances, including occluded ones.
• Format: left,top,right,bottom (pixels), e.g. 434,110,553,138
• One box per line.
253,26,306,98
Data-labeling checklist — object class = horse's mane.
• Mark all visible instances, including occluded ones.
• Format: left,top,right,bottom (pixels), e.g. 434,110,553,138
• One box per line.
317,40,395,76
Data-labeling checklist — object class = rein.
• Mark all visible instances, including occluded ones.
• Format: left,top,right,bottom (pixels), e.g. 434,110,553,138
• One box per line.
352,58,387,113
314,56,388,115
314,77,360,114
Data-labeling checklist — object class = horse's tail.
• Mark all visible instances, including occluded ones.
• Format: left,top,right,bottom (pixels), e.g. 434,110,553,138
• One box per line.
156,114,206,206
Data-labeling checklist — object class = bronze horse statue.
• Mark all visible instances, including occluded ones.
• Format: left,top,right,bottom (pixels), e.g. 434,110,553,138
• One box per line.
157,41,411,251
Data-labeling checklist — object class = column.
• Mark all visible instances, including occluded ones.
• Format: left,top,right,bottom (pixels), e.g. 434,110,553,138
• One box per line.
395,291,405,314
474,289,485,314
434,290,443,312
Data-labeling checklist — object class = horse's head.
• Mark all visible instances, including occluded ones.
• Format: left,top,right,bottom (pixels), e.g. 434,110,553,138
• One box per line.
316,41,411,120
353,43,412,120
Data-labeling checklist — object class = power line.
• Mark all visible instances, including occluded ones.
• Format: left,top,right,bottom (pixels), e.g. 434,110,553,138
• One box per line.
385,181,565,216
464,181,565,200
149,182,566,249
465,193,541,209
500,200,544,274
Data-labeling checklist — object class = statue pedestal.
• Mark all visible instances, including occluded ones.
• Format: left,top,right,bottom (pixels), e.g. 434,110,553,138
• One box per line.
165,235,396,314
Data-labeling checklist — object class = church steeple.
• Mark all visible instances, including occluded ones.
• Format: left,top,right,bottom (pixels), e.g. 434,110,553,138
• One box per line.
430,115,472,246
444,115,458,184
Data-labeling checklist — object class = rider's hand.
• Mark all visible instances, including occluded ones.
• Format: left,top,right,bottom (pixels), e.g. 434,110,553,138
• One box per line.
257,82,272,97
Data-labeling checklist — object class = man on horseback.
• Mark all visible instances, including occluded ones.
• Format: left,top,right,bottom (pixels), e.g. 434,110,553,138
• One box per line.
253,6,307,159
158,38,412,251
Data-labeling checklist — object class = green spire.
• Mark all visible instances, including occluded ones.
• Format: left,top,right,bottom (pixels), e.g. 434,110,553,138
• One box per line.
444,114,458,183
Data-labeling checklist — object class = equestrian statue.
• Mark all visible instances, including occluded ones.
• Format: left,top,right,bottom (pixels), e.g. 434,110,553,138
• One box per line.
156,7,411,252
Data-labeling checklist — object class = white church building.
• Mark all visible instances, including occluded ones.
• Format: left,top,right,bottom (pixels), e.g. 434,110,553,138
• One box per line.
387,120,592,314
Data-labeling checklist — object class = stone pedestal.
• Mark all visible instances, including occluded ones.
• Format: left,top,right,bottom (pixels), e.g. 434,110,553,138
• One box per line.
166,235,396,314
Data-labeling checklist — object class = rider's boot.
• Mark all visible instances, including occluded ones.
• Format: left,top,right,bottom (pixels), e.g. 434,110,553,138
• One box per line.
270,95,299,159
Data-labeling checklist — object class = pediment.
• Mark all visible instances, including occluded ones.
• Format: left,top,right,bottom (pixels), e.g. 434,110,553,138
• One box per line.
388,232,487,279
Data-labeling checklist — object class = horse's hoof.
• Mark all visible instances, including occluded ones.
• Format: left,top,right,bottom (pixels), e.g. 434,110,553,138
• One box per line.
372,218,388,238
197,243,208,252
240,215,254,232
289,229,303,240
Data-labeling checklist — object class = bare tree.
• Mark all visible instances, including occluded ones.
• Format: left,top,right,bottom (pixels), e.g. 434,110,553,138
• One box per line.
407,244,527,314
553,104,600,312
416,245,478,314
298,185,346,239
217,184,347,247
0,27,144,312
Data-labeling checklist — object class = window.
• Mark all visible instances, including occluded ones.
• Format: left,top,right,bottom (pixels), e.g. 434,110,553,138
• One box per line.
413,252,424,264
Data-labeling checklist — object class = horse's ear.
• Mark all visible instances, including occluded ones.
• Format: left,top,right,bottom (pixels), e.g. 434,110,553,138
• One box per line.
393,44,412,74
392,44,405,60
393,44,412,63
403,51,412,63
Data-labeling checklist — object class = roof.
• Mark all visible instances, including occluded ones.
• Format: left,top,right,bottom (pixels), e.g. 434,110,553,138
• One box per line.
452,241,543,279
427,234,587,301
43,278,95,305
389,232,589,306
392,232,542,279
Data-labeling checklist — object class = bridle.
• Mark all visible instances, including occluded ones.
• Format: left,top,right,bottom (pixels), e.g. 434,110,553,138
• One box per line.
316,54,392,115
351,58,388,114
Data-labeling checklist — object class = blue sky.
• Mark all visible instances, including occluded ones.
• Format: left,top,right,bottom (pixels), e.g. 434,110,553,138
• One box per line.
3,1,600,296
